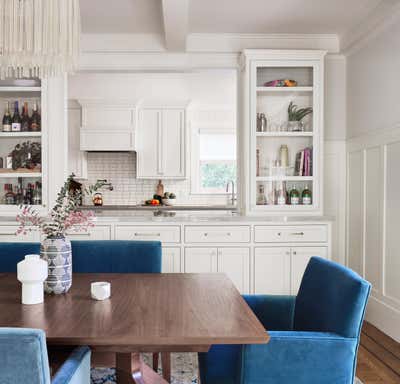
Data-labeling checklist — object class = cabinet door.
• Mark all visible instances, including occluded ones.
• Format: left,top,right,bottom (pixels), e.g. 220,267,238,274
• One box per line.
68,107,87,179
291,247,328,295
184,247,217,273
217,248,250,294
162,109,185,178
162,247,181,273
137,109,161,178
254,247,290,295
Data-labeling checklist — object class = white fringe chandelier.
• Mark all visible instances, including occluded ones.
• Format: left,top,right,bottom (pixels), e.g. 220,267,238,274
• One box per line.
0,0,81,79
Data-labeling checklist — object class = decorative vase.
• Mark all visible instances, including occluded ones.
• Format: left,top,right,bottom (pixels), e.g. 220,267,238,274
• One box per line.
40,237,72,294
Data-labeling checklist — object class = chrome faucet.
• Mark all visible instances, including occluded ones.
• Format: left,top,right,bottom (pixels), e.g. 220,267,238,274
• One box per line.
226,180,236,206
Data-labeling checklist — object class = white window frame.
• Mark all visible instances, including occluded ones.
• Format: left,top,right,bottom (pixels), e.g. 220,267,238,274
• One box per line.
190,126,236,195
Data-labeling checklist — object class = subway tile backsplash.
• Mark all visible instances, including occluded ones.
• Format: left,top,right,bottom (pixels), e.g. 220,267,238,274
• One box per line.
81,152,228,206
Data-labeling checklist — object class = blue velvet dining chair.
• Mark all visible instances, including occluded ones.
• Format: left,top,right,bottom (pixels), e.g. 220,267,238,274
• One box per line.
199,256,371,384
0,328,91,384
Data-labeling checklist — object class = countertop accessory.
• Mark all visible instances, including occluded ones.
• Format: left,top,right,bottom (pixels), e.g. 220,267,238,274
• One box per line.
162,198,175,206
17,254,48,305
91,282,111,301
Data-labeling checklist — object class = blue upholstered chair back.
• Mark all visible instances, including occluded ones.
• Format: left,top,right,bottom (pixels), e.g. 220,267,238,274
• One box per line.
0,328,51,384
0,242,41,272
294,256,371,338
71,240,162,273
0,240,162,274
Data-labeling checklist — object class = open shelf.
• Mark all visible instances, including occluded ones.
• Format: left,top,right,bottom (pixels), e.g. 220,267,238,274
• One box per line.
256,86,313,93
256,176,313,182
0,169,42,178
0,86,41,93
0,132,42,138
256,132,313,137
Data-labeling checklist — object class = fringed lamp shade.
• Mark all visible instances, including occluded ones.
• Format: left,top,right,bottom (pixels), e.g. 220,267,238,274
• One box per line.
0,0,81,79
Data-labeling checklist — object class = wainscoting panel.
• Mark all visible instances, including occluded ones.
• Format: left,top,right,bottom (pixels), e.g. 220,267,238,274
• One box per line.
347,126,400,342
384,141,400,303
347,150,364,275
365,146,383,294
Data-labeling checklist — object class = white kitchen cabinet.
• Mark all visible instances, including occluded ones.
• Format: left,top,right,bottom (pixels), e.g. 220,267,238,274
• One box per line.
217,248,250,293
254,247,291,294
66,225,112,241
137,108,185,179
79,100,136,151
290,246,327,295
185,247,216,273
184,247,250,293
68,103,87,179
254,246,328,295
162,247,181,273
0,225,39,242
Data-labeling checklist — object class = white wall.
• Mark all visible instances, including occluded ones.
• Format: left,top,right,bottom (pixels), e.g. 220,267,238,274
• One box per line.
346,18,400,341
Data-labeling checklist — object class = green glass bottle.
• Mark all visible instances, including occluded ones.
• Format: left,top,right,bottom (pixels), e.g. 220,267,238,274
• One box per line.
302,184,312,205
289,184,300,205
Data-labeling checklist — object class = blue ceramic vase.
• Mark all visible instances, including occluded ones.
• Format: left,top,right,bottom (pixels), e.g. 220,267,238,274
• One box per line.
40,237,72,294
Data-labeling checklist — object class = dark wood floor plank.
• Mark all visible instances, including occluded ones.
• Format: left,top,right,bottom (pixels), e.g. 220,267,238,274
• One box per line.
362,322,400,360
357,345,400,383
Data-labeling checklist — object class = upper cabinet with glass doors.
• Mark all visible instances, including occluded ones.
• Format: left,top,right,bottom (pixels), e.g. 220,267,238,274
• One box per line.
240,50,326,215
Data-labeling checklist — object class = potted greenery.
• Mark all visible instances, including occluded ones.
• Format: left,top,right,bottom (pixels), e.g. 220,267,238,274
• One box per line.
287,101,313,132
16,175,95,294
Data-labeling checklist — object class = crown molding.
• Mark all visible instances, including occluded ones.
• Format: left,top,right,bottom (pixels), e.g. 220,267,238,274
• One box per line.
340,1,400,55
81,32,340,54
186,33,339,53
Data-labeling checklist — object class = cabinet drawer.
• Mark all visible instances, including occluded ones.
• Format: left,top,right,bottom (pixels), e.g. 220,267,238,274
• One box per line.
254,225,328,243
0,225,37,242
66,226,111,241
185,226,250,243
115,226,180,243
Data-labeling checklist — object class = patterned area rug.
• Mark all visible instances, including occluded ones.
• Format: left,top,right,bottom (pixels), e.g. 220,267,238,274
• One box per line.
91,353,363,384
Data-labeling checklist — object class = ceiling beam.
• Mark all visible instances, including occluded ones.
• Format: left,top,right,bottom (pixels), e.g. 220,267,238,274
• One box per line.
161,0,189,51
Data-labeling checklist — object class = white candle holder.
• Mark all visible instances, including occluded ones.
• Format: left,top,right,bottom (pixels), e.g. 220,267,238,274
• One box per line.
91,282,111,301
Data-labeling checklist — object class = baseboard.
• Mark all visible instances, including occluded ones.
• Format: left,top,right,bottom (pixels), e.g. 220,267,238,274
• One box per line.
365,296,400,343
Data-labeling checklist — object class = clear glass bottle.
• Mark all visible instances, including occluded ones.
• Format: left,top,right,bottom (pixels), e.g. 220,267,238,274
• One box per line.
276,182,286,205
256,184,267,205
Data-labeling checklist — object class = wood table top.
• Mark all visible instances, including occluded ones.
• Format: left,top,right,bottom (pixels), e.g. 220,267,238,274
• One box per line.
0,273,268,351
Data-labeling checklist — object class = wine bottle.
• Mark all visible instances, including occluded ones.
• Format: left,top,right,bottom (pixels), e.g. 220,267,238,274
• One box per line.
11,101,21,132
30,103,41,132
21,102,30,132
2,102,12,132
289,184,300,205
302,184,312,205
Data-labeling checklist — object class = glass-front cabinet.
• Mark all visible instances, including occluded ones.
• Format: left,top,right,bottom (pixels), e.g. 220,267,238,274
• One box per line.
241,50,326,215
0,79,47,214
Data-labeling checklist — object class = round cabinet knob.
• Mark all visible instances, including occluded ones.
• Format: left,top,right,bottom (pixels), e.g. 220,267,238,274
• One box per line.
277,232,282,236
293,251,297,255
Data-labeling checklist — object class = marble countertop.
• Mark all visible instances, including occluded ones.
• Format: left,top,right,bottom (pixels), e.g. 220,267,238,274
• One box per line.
0,213,334,224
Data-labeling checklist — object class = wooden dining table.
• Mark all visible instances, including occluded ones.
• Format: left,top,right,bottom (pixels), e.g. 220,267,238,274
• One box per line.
0,272,269,384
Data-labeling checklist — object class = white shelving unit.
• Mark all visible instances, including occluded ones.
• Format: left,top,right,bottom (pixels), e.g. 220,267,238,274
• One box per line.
0,80,46,214
240,49,326,215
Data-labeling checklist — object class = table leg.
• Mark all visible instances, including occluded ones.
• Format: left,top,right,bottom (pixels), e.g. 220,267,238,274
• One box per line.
116,353,168,384
161,352,171,382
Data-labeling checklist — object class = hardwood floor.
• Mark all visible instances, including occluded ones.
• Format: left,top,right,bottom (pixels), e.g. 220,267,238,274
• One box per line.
357,322,400,383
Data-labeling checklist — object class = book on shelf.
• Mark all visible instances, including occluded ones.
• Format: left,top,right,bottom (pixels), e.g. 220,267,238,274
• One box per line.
294,147,313,176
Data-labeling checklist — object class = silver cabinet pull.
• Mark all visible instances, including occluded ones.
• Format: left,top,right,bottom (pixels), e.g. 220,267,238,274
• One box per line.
293,251,297,255
277,232,282,236
290,232,304,236
0,233,17,236
203,232,232,237
134,232,161,237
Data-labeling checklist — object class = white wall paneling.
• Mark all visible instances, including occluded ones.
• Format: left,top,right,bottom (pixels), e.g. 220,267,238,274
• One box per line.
347,126,400,342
